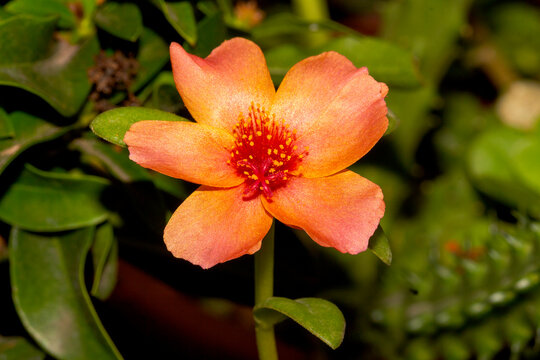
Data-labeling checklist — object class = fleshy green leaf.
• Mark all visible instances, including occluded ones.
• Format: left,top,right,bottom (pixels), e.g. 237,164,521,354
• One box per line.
130,27,170,92
252,12,352,42
72,135,168,231
467,126,540,216
0,112,68,175
0,164,110,232
320,36,421,87
94,2,143,41
0,15,99,116
0,15,56,64
9,227,122,359
148,72,183,113
264,44,308,85
5,0,76,28
0,7,11,20
254,297,346,349
90,107,189,147
91,222,118,300
0,107,14,139
0,336,45,360
157,0,197,46
512,138,540,196
184,12,226,57
368,226,392,265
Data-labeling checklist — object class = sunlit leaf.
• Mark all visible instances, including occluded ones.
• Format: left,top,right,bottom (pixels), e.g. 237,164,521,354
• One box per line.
95,2,143,42
91,222,118,300
90,107,189,147
368,226,392,265
0,335,45,360
0,15,99,116
254,297,345,349
9,227,122,359
0,164,110,232
0,112,68,175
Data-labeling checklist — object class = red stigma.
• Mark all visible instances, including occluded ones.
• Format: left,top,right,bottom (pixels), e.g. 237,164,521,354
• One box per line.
228,103,307,200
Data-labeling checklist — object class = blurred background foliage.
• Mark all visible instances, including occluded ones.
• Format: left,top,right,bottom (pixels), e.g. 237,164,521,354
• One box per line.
1,0,540,359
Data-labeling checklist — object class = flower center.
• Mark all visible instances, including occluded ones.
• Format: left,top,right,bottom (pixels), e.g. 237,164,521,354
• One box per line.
228,103,307,200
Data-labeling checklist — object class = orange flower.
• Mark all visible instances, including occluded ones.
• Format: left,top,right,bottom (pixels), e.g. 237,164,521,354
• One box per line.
124,38,388,269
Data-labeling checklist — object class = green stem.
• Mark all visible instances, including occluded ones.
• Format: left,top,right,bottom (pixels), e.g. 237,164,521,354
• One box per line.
292,0,329,22
292,0,330,47
254,221,278,360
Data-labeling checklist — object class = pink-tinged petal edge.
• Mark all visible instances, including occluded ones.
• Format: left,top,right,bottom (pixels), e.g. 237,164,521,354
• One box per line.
170,38,275,131
164,185,273,269
271,51,388,178
262,170,384,254
124,120,243,188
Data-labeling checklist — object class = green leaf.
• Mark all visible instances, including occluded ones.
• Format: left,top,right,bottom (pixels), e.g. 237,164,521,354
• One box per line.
130,27,170,92
91,222,118,300
0,112,68,175
252,12,349,42
5,0,76,28
382,0,470,82
490,3,540,76
184,12,226,57
0,164,110,232
467,126,540,215
254,297,346,349
146,72,183,112
512,138,540,196
90,107,189,147
368,226,392,265
72,135,167,231
148,171,189,199
0,8,12,21
265,36,420,88
0,15,56,64
197,1,219,16
385,108,399,135
264,44,308,85
320,36,421,88
0,108,14,139
158,1,197,46
9,227,122,359
94,2,143,41
0,17,99,116
0,336,45,360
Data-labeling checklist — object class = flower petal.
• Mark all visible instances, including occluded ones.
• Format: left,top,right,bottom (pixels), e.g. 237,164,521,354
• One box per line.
124,120,243,187
164,185,273,269
262,171,384,254
271,52,388,177
170,38,275,131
